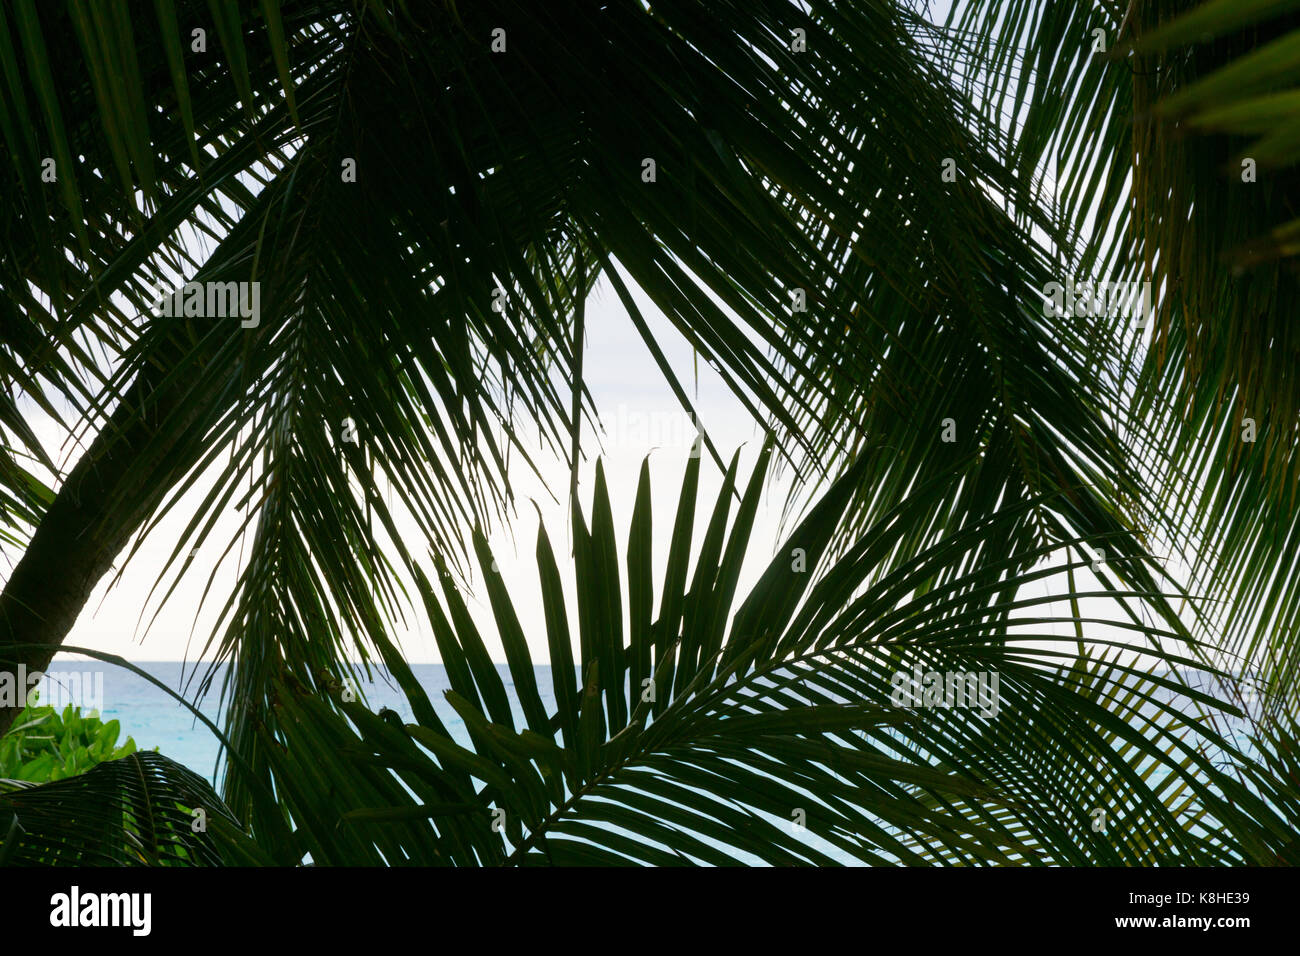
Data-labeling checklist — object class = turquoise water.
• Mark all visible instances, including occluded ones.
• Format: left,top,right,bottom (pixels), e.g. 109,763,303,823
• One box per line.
52,658,1259,782
44,659,511,783
34,656,1265,864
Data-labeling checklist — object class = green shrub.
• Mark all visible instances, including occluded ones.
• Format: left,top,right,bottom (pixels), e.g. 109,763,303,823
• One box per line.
0,703,148,783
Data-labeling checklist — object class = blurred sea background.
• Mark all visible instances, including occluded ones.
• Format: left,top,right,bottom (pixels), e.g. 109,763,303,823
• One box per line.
33,655,1264,864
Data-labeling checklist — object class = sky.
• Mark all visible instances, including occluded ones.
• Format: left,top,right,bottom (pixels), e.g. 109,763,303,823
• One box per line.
5,0,1206,679
15,266,1161,675
21,272,803,665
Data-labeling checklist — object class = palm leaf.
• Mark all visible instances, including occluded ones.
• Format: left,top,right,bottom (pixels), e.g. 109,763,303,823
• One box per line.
0,751,242,866
203,451,1290,866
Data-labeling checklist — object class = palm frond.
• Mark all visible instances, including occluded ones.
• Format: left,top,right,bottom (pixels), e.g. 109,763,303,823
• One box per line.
206,451,1291,866
0,751,242,866
942,0,1300,735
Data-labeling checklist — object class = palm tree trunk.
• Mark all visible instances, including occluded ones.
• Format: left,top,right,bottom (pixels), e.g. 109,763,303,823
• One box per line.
0,335,211,735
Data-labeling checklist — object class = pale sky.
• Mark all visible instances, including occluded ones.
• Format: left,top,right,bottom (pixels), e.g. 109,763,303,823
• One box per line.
19,273,802,664
13,268,1179,672
5,0,1210,676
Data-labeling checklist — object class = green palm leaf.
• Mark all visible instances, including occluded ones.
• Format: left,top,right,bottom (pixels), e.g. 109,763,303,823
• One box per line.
0,751,242,866
199,451,1288,866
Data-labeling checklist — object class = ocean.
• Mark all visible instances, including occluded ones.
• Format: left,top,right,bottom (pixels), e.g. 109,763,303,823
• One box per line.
25,655,1263,865
36,658,521,783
